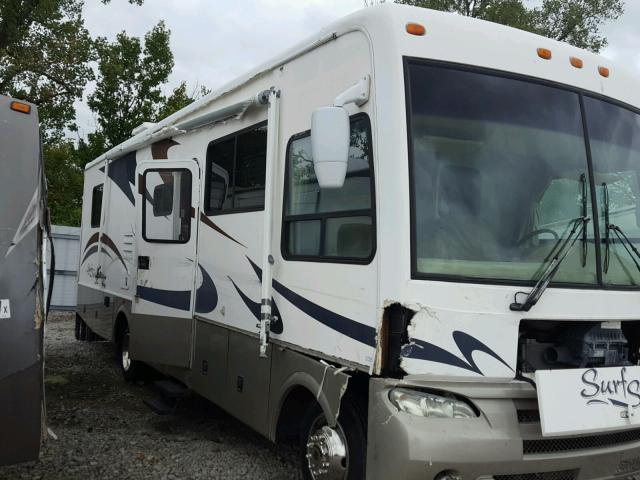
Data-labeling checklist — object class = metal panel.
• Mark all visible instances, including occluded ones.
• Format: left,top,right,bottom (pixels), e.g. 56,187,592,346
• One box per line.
50,225,80,310
0,95,44,466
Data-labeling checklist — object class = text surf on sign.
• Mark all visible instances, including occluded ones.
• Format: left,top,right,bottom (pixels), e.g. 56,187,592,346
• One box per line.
581,367,640,410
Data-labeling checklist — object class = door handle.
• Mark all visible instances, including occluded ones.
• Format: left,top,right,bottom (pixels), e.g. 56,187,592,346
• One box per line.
138,256,150,270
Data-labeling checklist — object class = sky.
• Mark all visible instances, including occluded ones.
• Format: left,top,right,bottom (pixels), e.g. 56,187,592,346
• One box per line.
75,0,640,137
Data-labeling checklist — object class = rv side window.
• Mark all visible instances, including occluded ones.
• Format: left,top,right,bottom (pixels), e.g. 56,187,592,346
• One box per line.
205,123,267,214
91,184,103,228
283,115,375,262
143,169,192,243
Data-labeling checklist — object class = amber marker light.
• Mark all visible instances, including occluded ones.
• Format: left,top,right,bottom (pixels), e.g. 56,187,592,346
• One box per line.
570,57,584,69
537,48,552,60
406,23,426,36
599,66,610,78
10,101,31,114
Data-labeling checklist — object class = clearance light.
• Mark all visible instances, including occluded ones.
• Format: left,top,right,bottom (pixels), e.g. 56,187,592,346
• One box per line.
599,66,610,78
406,23,426,36
10,101,31,114
537,48,552,60
570,57,584,69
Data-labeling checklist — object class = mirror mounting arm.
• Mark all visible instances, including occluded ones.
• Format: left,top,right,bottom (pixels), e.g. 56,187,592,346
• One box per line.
333,75,370,108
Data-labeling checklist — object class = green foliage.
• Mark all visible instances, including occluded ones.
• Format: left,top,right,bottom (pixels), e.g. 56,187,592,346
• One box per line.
0,0,94,135
533,0,624,52
43,140,84,225
88,21,174,148
155,81,211,121
395,0,625,52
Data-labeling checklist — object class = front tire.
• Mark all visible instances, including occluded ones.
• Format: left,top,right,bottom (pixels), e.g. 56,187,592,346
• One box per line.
118,327,146,382
299,397,366,480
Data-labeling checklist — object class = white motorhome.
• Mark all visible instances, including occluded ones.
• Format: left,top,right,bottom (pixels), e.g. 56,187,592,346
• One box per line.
76,4,640,479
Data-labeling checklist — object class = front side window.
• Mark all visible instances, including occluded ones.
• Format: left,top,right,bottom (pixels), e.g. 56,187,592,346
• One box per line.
143,169,192,243
406,60,597,284
283,115,375,262
91,184,103,228
205,123,267,214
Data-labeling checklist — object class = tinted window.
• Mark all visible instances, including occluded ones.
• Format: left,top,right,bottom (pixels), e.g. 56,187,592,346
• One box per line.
283,116,375,261
407,61,597,284
585,97,640,286
207,137,234,211
205,124,266,214
91,184,103,228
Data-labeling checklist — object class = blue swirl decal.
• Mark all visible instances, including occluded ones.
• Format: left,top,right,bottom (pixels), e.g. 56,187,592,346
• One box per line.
245,257,375,347
404,331,513,376
137,264,217,313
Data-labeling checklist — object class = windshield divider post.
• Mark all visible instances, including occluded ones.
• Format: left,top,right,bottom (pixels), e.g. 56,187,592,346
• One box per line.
579,92,603,285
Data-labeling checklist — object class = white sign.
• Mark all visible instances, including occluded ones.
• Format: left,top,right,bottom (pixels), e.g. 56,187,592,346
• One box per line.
0,299,10,319
537,366,640,437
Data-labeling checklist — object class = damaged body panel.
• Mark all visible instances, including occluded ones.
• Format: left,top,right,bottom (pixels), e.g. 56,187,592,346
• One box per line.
0,96,49,466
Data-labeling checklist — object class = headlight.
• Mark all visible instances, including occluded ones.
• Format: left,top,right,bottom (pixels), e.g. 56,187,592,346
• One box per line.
389,388,477,419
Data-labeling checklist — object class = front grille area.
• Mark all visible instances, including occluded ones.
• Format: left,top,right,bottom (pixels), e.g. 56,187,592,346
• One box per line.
524,428,640,454
517,409,540,423
494,469,579,480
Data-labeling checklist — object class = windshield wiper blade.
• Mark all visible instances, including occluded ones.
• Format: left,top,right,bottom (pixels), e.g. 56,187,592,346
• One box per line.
510,216,590,312
609,225,640,273
603,182,612,273
580,173,588,267
602,182,640,274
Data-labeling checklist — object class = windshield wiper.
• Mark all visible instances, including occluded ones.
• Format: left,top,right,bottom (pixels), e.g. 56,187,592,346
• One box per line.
602,182,640,274
510,216,590,312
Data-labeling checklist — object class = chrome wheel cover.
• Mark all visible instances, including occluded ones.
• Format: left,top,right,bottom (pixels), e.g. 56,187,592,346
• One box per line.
305,418,348,480
121,333,131,372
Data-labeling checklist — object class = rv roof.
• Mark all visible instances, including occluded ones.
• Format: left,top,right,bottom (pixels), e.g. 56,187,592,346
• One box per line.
86,3,635,170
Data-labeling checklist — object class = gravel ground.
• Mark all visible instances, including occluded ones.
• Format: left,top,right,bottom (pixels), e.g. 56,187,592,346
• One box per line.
0,312,302,479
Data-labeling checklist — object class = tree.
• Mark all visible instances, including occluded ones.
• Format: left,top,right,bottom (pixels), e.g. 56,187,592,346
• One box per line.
155,81,211,121
0,0,145,136
88,21,174,148
0,0,93,134
43,140,84,226
395,0,624,52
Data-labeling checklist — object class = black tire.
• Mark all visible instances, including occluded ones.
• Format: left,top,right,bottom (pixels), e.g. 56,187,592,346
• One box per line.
299,397,366,480
118,326,146,382
86,327,97,342
78,317,87,341
74,314,82,340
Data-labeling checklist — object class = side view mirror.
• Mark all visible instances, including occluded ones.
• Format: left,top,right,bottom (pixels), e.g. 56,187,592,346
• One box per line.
311,107,350,189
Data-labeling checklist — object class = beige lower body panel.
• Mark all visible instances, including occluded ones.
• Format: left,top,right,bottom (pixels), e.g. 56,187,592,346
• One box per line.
367,377,640,480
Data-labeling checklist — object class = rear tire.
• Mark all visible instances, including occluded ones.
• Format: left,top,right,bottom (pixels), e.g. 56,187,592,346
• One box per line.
78,317,87,341
118,326,146,382
74,314,82,340
86,327,97,342
299,397,366,480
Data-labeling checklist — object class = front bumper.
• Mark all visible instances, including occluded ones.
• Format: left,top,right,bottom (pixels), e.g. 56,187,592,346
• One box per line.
367,378,640,480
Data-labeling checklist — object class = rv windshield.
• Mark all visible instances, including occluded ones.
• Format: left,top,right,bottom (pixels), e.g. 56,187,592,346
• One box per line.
406,61,608,286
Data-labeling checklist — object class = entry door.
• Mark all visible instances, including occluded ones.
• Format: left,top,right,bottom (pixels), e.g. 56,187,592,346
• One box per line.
131,159,200,368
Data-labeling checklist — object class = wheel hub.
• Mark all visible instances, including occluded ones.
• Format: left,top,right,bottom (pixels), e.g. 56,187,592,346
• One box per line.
305,425,347,480
121,334,131,371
